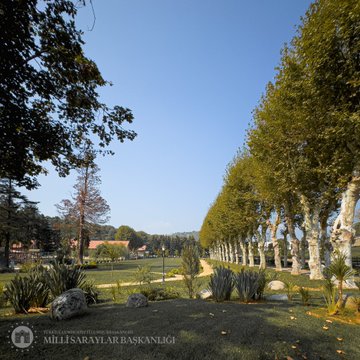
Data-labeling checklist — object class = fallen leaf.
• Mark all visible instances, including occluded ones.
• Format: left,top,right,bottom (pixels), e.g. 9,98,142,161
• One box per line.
222,310,227,313
322,326,329,330
209,313,214,317
326,319,333,323
336,350,345,355
286,356,294,360
291,345,297,349
336,338,343,342
221,331,227,335
290,316,296,320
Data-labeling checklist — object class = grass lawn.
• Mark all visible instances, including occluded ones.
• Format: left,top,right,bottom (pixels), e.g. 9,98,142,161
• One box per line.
0,298,359,360
0,257,182,287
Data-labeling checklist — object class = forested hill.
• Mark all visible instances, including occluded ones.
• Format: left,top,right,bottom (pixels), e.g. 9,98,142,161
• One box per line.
171,231,199,241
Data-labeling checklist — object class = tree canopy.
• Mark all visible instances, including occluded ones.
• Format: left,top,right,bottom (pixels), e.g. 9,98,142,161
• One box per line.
0,0,136,188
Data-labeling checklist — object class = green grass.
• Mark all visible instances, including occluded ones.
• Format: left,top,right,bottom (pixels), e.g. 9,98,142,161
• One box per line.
0,299,359,360
0,258,182,287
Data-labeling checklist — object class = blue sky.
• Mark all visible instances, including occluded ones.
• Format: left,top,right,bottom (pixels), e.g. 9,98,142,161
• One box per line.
23,0,312,234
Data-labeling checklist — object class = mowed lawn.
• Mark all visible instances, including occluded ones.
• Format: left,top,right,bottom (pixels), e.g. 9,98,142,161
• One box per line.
0,299,359,360
0,257,183,286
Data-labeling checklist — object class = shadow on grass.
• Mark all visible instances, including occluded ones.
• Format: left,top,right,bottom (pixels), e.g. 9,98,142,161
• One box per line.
0,299,359,360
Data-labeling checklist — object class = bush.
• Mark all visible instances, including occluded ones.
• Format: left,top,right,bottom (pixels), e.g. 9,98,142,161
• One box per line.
208,266,234,302
134,265,153,287
140,287,180,301
0,283,5,307
166,268,181,278
322,278,337,315
81,280,99,305
181,245,200,299
284,281,296,301
75,262,98,270
45,261,86,298
20,261,40,273
299,287,311,306
234,269,259,303
4,275,37,313
28,265,50,307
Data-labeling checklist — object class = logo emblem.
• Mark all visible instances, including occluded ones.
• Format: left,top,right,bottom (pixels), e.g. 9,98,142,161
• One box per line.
8,322,37,352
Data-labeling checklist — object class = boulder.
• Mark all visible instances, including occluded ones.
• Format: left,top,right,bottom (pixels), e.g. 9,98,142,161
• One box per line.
50,288,87,320
126,293,148,308
266,294,288,301
267,280,286,291
344,296,360,312
198,289,212,300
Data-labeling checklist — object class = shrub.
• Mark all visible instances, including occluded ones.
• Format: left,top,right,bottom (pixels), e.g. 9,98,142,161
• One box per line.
208,266,234,302
322,278,337,315
325,250,357,309
75,263,98,270
256,269,269,300
0,283,5,307
81,280,99,305
166,268,181,278
28,265,50,307
4,275,37,313
140,287,180,301
181,245,200,299
284,281,296,301
299,287,311,306
134,265,153,287
45,261,86,298
234,269,259,303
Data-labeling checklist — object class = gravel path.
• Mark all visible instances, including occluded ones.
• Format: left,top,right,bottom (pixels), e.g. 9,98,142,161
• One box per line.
97,259,213,289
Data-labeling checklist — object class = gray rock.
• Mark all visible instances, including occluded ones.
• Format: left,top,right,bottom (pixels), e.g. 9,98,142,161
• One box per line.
50,288,87,320
344,295,360,311
126,293,148,308
266,294,288,301
198,289,212,299
267,280,286,291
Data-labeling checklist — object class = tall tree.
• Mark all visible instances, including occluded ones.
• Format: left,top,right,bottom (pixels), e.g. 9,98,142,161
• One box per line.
0,0,136,188
115,225,143,250
57,159,110,264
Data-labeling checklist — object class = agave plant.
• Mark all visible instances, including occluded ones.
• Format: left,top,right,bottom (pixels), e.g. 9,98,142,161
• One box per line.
45,261,86,298
299,287,311,306
28,265,50,307
327,250,357,309
4,275,37,313
208,266,234,302
322,278,338,315
81,280,99,305
234,269,259,303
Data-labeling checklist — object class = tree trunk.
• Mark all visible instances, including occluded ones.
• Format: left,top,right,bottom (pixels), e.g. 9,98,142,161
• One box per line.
268,213,281,271
286,216,301,275
300,195,323,280
239,238,247,266
248,240,254,267
234,242,239,264
229,242,235,263
300,226,307,269
331,173,360,269
282,230,288,268
257,225,267,270
320,216,331,268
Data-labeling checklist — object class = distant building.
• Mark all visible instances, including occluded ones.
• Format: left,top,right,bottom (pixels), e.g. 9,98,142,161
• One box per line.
136,244,148,258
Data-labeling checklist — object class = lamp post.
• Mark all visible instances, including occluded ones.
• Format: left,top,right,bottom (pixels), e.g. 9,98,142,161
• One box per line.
162,244,165,285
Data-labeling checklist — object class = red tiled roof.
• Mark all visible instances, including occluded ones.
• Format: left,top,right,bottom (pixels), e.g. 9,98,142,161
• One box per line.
137,245,147,252
87,240,129,250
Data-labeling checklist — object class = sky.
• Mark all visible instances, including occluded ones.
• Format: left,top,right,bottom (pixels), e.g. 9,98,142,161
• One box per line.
23,0,313,235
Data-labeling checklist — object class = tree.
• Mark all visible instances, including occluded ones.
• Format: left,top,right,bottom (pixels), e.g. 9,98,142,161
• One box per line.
95,242,128,276
115,225,143,251
181,244,200,299
0,179,31,267
56,159,110,264
0,0,136,189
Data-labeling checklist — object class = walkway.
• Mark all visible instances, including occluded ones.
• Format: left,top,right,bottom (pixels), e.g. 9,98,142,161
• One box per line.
97,259,213,289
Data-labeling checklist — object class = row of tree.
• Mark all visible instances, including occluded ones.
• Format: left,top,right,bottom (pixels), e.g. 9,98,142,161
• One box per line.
200,0,360,280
